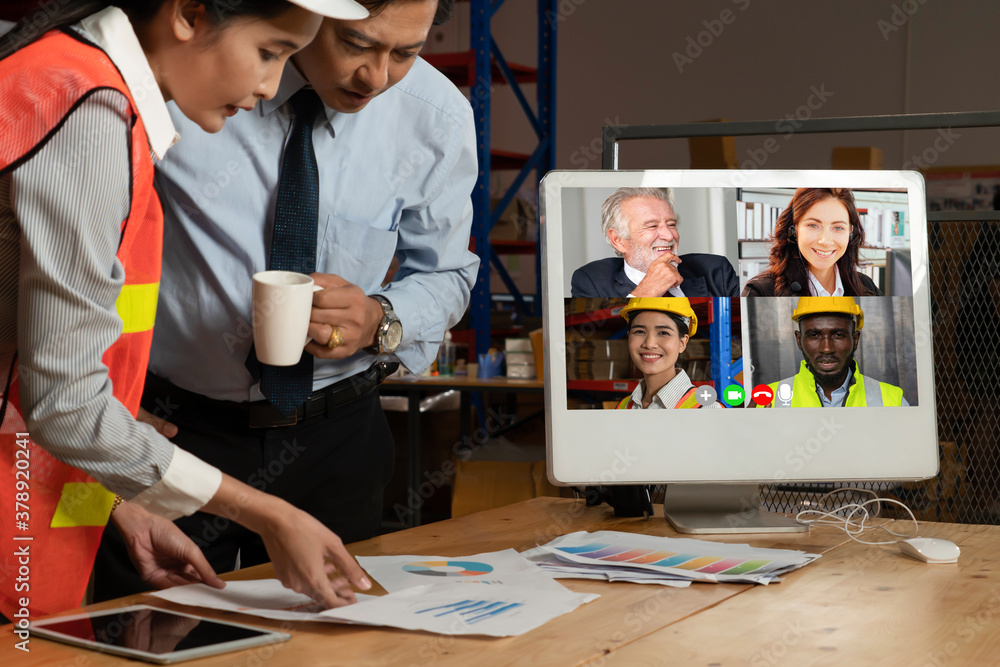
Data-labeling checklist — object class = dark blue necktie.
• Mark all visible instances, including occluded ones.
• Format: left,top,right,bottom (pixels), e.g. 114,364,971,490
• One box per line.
258,89,325,415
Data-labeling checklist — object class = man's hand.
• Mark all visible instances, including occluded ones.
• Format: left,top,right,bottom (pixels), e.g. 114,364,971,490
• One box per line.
136,406,178,438
112,501,225,591
632,253,684,297
305,273,383,359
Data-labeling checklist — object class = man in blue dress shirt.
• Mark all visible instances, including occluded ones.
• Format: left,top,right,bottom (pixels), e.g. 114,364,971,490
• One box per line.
94,0,478,600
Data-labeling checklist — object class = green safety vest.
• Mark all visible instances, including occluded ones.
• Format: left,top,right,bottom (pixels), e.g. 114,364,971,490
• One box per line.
766,360,904,408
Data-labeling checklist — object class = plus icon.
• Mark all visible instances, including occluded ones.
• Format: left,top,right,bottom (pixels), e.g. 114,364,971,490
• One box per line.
694,385,718,407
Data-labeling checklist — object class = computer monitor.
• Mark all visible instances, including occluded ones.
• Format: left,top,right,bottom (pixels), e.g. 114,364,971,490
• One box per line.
540,170,937,533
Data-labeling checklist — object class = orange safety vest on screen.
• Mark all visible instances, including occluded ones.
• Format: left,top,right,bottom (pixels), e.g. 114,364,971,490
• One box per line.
616,386,702,410
0,30,162,619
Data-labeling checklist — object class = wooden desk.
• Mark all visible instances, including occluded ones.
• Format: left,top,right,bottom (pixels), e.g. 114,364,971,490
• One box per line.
7,498,1000,666
381,376,544,526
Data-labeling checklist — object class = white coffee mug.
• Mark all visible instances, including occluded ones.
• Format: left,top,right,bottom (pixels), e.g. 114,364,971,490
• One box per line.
251,271,321,366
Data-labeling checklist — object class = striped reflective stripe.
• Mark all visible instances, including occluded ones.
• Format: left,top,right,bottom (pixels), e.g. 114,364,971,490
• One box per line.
50,483,115,527
115,282,158,333
676,387,703,409
862,375,883,407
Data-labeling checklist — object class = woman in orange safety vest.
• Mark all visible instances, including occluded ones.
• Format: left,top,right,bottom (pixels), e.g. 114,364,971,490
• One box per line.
0,0,372,623
614,298,722,410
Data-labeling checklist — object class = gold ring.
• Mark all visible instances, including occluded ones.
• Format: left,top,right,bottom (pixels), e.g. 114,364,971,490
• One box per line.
326,326,344,349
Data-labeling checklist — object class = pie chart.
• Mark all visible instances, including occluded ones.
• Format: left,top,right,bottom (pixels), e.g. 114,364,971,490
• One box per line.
402,560,494,577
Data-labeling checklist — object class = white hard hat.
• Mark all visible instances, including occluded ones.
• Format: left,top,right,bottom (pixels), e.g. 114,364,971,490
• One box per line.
289,0,370,20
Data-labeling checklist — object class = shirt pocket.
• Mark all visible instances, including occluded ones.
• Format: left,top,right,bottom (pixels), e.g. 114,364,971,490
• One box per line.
318,215,397,293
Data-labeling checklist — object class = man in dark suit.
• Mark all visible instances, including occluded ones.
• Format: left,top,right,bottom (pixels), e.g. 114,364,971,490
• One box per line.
571,187,739,298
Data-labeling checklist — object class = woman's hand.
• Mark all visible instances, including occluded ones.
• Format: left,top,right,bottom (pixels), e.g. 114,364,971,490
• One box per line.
203,476,371,609
255,499,370,608
112,501,225,590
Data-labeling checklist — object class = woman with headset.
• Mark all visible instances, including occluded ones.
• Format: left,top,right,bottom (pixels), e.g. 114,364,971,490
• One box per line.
741,188,883,297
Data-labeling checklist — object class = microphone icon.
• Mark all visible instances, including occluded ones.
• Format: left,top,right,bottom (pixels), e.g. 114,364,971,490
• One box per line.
777,383,793,407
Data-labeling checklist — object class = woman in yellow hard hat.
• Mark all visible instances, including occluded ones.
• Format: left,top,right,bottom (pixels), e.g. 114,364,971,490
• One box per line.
615,298,720,409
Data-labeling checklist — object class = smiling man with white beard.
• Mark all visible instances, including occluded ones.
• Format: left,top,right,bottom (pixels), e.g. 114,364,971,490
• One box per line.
571,187,739,298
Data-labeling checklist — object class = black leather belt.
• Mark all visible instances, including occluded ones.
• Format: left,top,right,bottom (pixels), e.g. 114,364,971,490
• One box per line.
248,361,399,428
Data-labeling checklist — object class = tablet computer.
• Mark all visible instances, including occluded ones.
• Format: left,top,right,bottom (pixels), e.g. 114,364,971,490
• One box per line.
30,604,291,664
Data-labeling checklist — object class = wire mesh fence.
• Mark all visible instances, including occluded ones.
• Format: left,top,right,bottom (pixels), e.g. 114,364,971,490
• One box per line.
758,219,1000,525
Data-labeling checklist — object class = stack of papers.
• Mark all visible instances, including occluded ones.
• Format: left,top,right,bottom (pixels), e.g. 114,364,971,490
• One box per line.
152,549,597,637
521,531,820,586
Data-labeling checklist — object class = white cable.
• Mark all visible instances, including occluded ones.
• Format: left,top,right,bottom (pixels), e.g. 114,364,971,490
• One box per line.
793,487,919,546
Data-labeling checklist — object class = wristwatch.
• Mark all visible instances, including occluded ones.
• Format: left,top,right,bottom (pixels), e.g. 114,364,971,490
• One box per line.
370,294,403,355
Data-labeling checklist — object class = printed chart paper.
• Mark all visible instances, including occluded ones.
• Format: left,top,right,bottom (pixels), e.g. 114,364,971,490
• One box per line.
523,531,820,585
150,579,374,623
151,578,598,637
319,583,598,637
357,548,566,593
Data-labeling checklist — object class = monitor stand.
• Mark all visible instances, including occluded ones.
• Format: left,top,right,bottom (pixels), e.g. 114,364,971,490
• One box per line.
663,483,808,534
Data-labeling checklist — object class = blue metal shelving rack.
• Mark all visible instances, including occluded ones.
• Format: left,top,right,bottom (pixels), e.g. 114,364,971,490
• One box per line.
709,298,740,396
450,0,557,356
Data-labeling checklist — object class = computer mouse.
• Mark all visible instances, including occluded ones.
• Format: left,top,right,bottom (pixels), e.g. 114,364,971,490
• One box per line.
898,538,960,563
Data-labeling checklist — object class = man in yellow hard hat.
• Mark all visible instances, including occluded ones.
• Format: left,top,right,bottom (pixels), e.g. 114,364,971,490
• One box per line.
764,297,907,408
615,298,722,409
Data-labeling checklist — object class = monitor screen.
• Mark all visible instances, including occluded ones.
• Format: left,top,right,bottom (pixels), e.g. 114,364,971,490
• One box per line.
540,170,938,532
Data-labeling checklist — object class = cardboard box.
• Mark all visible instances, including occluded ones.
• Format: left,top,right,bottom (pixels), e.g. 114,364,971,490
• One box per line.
506,364,536,379
451,460,566,517
573,340,629,362
566,360,633,381
505,338,533,353
489,197,536,241
832,146,883,170
505,351,535,366
688,119,737,169
529,328,544,382
489,253,536,296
